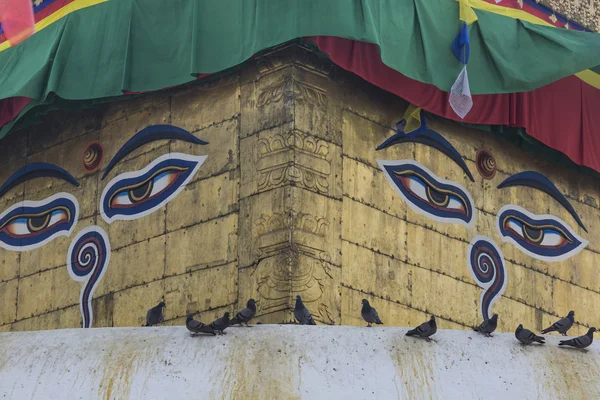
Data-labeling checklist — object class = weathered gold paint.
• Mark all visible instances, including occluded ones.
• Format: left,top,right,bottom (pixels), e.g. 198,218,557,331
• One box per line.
0,44,597,337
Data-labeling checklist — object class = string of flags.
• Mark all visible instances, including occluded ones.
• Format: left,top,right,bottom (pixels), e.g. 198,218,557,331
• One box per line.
450,0,477,119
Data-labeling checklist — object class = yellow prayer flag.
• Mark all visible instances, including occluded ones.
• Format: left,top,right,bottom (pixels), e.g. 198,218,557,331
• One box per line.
402,104,423,134
458,0,478,25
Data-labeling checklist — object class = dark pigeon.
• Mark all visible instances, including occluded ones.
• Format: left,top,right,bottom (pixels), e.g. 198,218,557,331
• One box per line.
231,299,257,327
209,312,231,335
406,316,437,342
144,301,166,326
474,314,498,337
515,324,545,345
294,295,316,325
542,311,575,336
186,314,215,335
559,327,596,350
361,299,383,327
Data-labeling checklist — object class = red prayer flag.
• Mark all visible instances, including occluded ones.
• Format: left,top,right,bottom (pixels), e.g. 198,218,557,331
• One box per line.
0,0,35,46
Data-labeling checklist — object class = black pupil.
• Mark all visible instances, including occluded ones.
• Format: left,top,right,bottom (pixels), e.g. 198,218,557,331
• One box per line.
427,187,448,205
28,214,50,231
524,225,543,243
129,180,153,203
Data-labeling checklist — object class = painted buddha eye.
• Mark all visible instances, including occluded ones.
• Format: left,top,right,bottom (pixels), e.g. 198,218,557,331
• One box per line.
496,205,588,262
378,160,474,227
0,193,79,251
504,218,567,247
100,153,206,223
4,208,70,235
109,167,186,208
397,173,466,212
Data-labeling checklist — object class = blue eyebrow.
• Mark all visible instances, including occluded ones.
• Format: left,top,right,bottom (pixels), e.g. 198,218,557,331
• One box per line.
376,112,475,182
0,162,80,199
497,171,586,232
101,125,208,180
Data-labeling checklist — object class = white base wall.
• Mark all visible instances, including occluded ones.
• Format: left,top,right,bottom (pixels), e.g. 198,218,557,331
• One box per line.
0,325,598,399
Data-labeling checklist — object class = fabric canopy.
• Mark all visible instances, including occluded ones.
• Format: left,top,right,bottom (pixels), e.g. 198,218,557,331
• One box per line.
1,0,599,100
0,0,599,172
307,36,600,173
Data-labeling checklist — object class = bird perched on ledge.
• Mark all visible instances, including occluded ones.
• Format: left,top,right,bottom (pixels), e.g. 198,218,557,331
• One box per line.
186,314,215,335
474,314,498,337
542,310,575,336
406,316,437,342
361,299,383,327
294,295,316,325
144,302,166,327
515,324,545,345
231,299,257,327
209,312,231,335
559,327,596,350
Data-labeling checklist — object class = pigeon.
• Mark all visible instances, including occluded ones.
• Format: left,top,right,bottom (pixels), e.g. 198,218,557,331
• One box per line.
186,314,215,335
515,324,545,345
361,299,383,327
542,310,575,336
294,295,316,325
474,314,498,337
559,327,596,350
230,299,257,327
406,316,437,342
209,312,231,335
144,301,166,326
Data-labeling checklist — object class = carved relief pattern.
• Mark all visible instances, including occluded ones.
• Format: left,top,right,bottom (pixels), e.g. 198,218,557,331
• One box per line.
253,211,335,323
255,81,287,108
294,211,330,236
255,211,330,259
256,259,324,310
255,257,334,324
294,81,328,108
255,130,331,193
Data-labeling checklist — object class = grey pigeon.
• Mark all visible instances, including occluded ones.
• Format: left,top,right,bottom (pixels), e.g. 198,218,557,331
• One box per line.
361,299,383,327
294,295,316,325
186,314,215,335
474,314,498,337
515,324,545,345
406,316,437,342
542,310,575,336
145,301,166,326
209,312,231,335
559,327,596,350
231,299,257,327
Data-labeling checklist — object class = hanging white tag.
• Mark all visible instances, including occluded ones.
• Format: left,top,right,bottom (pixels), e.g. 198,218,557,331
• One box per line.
450,65,473,119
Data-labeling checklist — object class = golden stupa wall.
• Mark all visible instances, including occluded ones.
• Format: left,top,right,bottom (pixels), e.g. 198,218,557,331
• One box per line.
0,44,597,335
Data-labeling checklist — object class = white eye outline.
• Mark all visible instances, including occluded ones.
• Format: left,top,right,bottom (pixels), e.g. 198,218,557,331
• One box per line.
496,204,588,262
0,192,79,251
377,159,475,228
100,152,206,224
